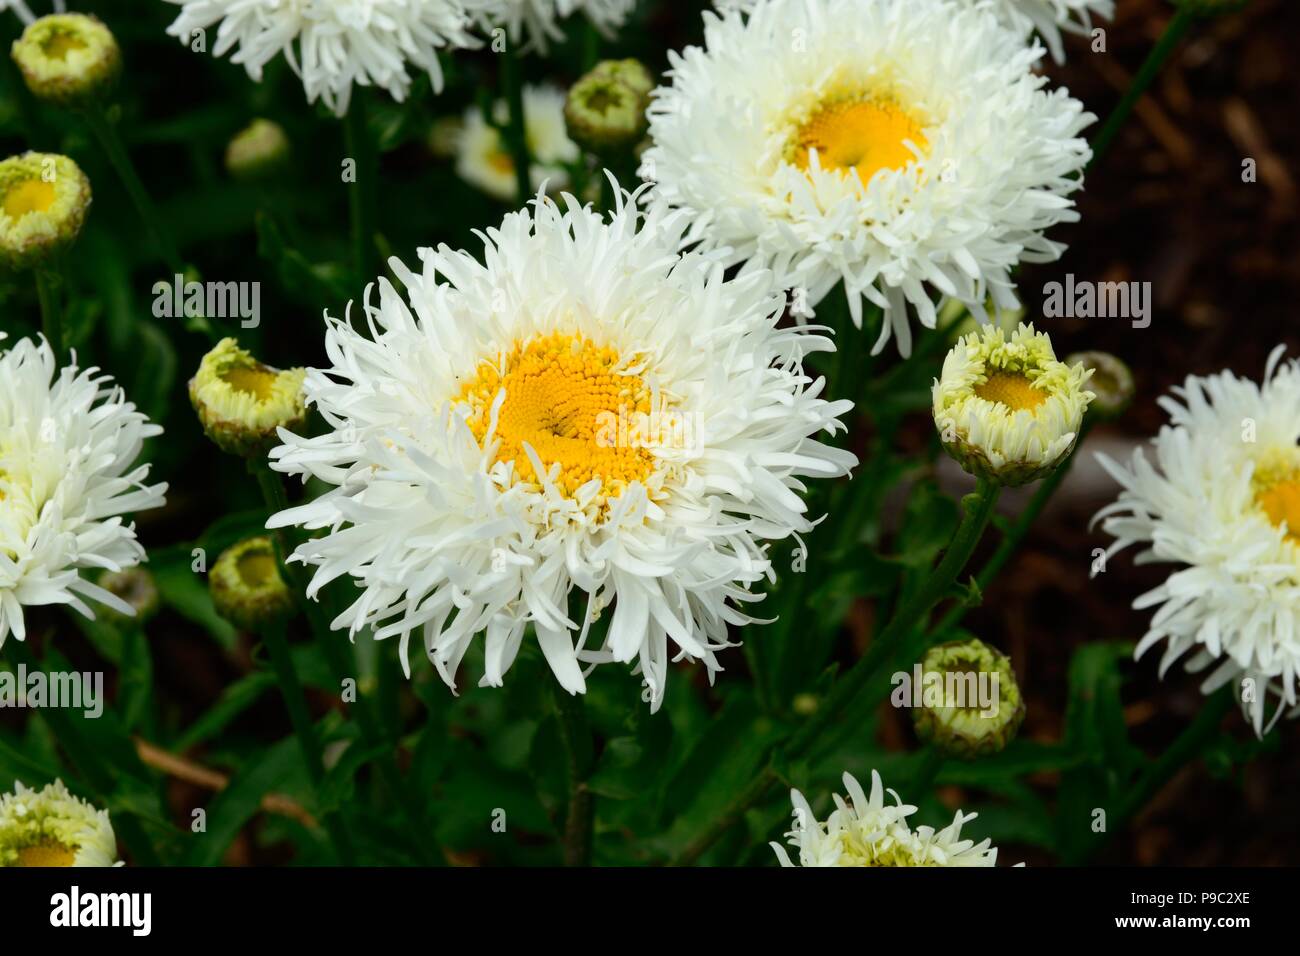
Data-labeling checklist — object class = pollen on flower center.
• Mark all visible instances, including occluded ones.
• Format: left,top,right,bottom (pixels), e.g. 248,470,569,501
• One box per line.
788,96,928,182
459,332,658,498
236,550,278,588
1254,467,1300,541
15,842,76,867
42,32,87,61
973,371,1048,413
2,179,57,219
220,365,278,402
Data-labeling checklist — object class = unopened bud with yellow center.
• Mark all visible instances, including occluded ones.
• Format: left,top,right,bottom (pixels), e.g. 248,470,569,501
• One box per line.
933,322,1094,486
1065,350,1134,420
912,638,1024,759
11,14,121,108
189,338,307,458
0,152,91,271
225,118,291,182
97,568,161,629
209,536,294,631
565,59,654,154
0,779,118,867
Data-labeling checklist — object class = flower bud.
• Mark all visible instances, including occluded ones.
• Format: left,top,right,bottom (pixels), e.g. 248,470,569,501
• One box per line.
225,118,290,182
97,568,161,628
933,322,1094,486
0,779,118,867
564,59,653,154
912,638,1025,759
10,14,121,108
189,338,307,458
1064,350,1134,420
0,152,91,271
209,536,294,631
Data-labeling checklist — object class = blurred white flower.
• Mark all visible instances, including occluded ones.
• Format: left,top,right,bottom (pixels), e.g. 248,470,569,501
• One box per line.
455,83,579,201
469,0,635,53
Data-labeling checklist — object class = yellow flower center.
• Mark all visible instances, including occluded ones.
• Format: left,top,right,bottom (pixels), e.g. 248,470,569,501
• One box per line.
1254,458,1300,542
2,179,57,219
789,97,928,183
974,371,1048,413
42,31,87,61
236,549,279,589
220,364,278,403
459,332,657,498
15,842,76,867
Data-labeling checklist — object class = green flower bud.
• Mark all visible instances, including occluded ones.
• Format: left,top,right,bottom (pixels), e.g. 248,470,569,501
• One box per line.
912,638,1025,759
0,152,91,272
97,568,161,628
209,536,294,631
1064,350,1134,420
10,14,121,108
225,119,291,182
564,59,654,154
189,338,307,458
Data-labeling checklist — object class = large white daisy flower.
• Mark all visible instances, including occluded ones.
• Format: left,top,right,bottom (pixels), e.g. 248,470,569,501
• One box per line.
712,0,1113,64
645,0,1094,357
455,83,580,201
0,780,118,868
772,770,1001,867
161,0,480,115
1095,347,1300,736
0,336,166,648
266,187,856,710
469,0,635,53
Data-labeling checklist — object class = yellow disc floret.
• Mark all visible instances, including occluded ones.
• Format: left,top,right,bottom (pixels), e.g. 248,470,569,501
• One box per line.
787,95,928,184
0,780,118,868
459,332,659,499
1252,450,1300,543
0,152,92,271
972,370,1049,413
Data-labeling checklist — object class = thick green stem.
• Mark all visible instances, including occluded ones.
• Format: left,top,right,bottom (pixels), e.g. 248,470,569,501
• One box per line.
250,462,445,865
1088,9,1194,171
552,682,595,866
258,618,356,865
500,50,533,203
81,103,184,275
342,96,377,285
35,267,63,359
5,638,159,865
671,479,1001,865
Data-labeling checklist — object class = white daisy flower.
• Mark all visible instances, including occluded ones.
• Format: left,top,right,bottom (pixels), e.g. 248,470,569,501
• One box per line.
712,0,1114,64
161,0,480,115
455,83,580,201
0,336,167,648
266,187,856,710
1094,347,1300,736
469,0,635,53
772,770,1001,867
0,780,118,867
933,322,1093,486
645,0,1094,356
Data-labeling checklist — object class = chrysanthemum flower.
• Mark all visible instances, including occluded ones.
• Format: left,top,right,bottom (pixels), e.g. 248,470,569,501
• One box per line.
189,337,307,459
0,335,166,648
455,83,579,201
712,0,1113,65
266,187,855,709
469,0,635,53
0,780,118,868
9,12,121,107
1094,347,1300,735
912,638,1025,759
933,323,1093,486
162,0,479,115
0,151,91,271
645,0,1093,356
771,770,1001,867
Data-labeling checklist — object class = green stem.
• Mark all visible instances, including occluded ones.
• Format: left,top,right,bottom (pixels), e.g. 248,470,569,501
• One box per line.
81,103,184,275
5,638,159,865
500,49,533,203
258,618,357,865
552,682,595,866
250,461,445,866
671,478,1002,865
342,96,377,285
1088,8,1194,171
910,746,945,795
34,267,62,360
